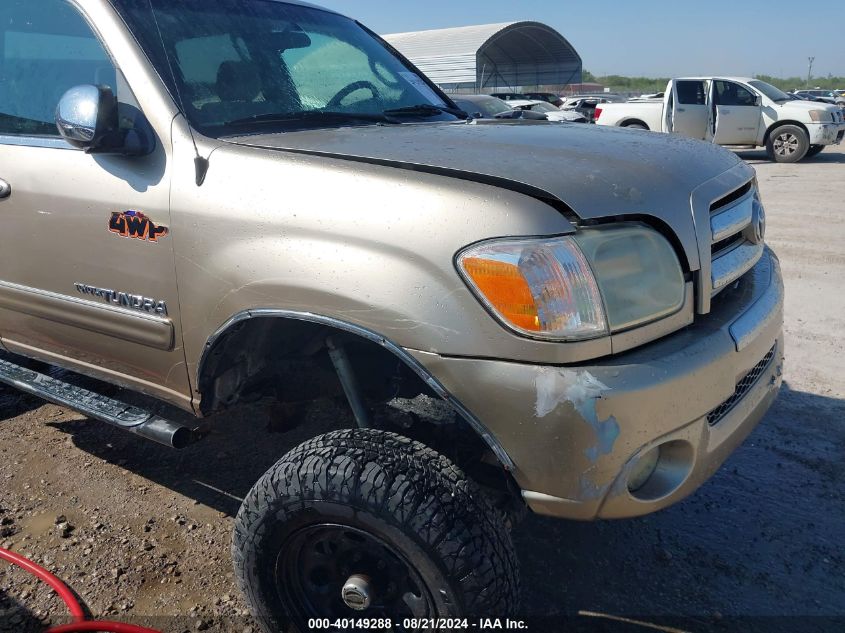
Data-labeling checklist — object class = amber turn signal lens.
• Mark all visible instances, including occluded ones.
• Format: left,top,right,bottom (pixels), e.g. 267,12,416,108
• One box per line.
461,257,540,331
457,236,608,340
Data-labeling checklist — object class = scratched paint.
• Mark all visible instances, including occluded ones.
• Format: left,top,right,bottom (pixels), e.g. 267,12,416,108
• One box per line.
535,367,609,419
535,367,620,463
578,470,612,501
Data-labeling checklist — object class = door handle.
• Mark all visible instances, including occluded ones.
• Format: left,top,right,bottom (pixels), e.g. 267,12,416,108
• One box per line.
0,179,10,200
677,108,686,112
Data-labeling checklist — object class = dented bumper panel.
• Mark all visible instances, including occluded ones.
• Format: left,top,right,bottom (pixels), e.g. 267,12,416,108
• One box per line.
408,248,784,520
807,122,845,145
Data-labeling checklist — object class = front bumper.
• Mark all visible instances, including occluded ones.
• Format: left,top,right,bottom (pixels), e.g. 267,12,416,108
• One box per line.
807,122,845,145
408,248,784,520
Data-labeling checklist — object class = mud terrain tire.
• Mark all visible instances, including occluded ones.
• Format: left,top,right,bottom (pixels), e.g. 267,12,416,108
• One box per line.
233,428,519,632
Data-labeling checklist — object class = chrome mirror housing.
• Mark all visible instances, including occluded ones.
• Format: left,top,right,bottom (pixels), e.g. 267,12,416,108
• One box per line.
55,84,154,156
55,84,117,150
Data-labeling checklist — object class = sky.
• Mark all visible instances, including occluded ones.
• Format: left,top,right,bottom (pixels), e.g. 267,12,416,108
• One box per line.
316,0,844,80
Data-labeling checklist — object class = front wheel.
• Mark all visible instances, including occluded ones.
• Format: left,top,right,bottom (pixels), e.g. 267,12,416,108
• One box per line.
804,144,825,159
766,125,810,162
233,429,520,632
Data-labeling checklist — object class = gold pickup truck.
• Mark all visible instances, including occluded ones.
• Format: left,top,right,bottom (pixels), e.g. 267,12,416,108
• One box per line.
0,0,783,629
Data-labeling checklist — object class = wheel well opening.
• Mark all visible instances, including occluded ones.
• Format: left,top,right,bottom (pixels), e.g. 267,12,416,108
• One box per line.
621,119,649,129
197,316,522,511
764,120,809,144
198,317,431,417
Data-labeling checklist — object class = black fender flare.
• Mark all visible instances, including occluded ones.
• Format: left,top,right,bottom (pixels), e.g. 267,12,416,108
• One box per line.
197,308,516,472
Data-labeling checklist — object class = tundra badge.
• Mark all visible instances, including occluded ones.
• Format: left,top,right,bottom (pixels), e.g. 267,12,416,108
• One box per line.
75,283,168,316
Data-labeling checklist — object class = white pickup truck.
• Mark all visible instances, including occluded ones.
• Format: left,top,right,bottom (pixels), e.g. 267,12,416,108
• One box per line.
595,77,845,162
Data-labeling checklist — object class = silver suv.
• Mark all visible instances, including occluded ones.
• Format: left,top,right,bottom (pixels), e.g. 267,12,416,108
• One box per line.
0,0,783,629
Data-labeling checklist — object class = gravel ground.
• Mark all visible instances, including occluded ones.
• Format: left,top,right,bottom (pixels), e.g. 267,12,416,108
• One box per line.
1,144,844,633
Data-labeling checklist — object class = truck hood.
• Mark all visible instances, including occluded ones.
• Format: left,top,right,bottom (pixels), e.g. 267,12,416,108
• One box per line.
778,99,841,115
224,121,747,268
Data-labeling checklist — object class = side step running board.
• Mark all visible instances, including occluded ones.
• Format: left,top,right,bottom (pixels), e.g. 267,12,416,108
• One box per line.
0,356,196,449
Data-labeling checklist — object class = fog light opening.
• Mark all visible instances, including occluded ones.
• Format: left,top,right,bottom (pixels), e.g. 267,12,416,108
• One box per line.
627,440,695,502
627,446,660,492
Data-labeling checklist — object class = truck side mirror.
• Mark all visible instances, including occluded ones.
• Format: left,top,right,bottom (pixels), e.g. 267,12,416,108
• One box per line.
55,84,153,156
754,95,762,107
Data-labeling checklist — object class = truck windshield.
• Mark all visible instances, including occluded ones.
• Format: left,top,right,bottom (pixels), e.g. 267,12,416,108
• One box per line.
110,0,461,135
747,80,791,103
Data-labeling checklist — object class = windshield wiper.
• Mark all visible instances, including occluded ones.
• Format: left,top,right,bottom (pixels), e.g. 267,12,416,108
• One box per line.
383,103,468,119
224,110,397,129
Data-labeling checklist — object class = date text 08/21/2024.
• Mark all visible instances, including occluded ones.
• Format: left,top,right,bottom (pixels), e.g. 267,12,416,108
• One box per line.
307,618,529,630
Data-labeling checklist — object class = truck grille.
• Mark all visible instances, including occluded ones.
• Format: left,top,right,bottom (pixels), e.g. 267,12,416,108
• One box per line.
708,183,764,297
706,344,776,426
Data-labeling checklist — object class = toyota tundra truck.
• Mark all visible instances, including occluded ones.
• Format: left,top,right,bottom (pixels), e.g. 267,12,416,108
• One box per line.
595,76,845,162
0,1,784,630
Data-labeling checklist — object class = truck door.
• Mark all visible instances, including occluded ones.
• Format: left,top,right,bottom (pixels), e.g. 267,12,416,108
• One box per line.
707,80,762,145
0,0,190,404
666,80,708,139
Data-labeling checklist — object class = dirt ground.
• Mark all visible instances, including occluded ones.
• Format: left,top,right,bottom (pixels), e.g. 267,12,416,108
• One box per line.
1,144,844,633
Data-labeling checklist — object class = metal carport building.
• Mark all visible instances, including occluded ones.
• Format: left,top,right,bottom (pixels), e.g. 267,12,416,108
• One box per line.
383,22,582,93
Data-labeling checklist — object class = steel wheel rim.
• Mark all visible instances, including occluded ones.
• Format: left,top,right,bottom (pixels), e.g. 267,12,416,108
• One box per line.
774,132,799,156
275,523,435,630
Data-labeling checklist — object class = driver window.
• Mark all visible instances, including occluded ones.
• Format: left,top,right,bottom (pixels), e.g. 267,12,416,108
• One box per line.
0,0,116,138
714,81,756,106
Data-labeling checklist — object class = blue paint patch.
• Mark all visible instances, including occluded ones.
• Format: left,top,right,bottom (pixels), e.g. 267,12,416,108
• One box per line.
584,415,621,462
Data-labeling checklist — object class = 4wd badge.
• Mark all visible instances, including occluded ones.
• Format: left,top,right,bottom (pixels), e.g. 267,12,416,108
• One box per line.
109,210,169,242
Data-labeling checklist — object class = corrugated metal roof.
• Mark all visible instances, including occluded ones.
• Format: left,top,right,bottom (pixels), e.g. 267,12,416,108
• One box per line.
385,22,518,58
384,22,581,89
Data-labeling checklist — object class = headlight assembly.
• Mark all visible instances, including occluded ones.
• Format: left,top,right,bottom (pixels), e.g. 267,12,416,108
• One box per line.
572,225,686,331
457,224,685,340
808,110,833,123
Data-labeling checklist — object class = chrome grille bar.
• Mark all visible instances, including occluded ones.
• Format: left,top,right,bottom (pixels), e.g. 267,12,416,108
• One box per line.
708,187,762,298
711,242,764,294
711,195,753,243
691,164,758,315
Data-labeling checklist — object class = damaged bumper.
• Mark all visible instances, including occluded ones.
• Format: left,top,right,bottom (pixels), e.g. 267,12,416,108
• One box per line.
408,248,784,520
807,122,845,145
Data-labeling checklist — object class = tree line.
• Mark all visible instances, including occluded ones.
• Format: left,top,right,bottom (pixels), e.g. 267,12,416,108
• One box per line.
583,71,845,94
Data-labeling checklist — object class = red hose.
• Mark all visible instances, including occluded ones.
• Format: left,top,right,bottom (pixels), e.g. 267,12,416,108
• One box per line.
0,546,162,633
0,546,85,621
